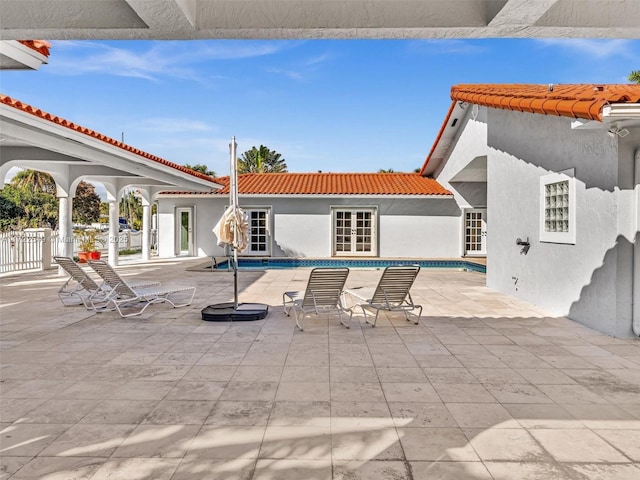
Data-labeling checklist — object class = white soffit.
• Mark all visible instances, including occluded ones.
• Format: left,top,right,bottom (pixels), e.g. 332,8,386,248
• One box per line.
449,156,488,182
1,0,639,40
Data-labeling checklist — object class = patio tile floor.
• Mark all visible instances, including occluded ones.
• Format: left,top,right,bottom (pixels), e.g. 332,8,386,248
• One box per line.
1,257,639,479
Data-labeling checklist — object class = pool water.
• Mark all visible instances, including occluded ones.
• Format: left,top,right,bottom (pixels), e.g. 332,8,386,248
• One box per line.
214,258,486,273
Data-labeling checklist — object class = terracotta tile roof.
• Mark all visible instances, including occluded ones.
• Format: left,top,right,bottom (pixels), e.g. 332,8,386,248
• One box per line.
451,84,640,121
0,94,218,184
160,172,451,196
420,83,640,175
17,40,51,57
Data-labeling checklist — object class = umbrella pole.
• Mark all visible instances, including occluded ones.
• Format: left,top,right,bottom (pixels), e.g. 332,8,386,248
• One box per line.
201,136,268,322
230,136,239,311
233,247,238,309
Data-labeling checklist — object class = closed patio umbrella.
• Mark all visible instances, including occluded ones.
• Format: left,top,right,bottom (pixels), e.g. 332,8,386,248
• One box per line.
203,137,269,321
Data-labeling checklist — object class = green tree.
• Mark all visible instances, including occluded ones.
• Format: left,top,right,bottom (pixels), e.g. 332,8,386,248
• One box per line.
10,169,56,194
0,188,22,230
238,145,287,173
120,191,143,230
378,168,395,173
72,181,101,225
184,163,216,177
629,70,640,83
2,182,58,229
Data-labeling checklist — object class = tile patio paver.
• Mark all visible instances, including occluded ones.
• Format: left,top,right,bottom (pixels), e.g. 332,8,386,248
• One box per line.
1,258,639,479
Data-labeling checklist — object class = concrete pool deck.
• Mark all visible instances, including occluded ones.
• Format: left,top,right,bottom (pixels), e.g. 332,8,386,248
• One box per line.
1,257,639,479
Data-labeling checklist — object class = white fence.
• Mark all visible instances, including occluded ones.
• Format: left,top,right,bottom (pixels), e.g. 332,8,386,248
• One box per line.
0,229,52,274
1,229,143,274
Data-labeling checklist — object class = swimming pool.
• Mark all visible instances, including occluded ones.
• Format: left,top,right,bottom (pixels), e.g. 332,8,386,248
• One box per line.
214,258,486,273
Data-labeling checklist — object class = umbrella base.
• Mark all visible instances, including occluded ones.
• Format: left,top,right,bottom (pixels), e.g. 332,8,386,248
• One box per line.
201,302,269,322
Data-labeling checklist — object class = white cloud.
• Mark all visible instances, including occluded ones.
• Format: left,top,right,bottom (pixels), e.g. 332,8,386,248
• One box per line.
47,40,296,81
265,67,305,81
266,51,333,81
535,39,636,59
303,52,333,67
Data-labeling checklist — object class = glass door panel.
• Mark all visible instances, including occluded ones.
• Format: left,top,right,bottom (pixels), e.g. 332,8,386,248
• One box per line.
176,207,193,256
464,209,486,256
248,210,270,254
335,211,352,253
180,211,189,251
333,209,376,256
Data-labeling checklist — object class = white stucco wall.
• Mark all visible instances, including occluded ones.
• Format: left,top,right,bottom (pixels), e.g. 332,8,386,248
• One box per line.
434,107,488,210
485,109,637,337
156,195,461,260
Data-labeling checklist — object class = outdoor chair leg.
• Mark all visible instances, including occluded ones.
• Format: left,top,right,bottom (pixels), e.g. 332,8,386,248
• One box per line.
342,310,352,329
293,309,304,331
411,305,423,325
363,307,381,327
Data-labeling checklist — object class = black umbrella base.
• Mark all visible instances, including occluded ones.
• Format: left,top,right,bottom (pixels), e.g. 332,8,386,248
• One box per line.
201,302,269,322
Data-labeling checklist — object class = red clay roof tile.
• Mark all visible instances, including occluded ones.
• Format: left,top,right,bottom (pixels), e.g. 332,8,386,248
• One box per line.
160,172,451,196
17,40,51,57
451,84,640,121
0,94,218,185
420,83,640,175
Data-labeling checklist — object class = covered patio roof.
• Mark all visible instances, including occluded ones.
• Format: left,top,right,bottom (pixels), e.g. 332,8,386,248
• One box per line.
0,0,639,40
0,94,220,198
0,93,220,265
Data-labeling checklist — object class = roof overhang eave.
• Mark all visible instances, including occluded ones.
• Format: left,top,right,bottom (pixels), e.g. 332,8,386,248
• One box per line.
1,103,221,192
0,40,48,70
420,100,466,177
573,103,640,131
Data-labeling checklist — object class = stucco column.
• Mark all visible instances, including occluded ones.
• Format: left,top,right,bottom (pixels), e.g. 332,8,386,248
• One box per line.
58,195,73,259
634,149,640,336
108,199,119,266
141,202,151,261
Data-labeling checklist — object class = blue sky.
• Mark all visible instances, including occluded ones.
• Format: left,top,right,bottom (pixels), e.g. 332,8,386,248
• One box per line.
2,38,638,177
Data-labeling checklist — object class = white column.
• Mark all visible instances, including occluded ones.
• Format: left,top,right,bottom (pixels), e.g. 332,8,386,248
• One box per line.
58,196,73,258
41,228,52,270
633,149,640,336
108,200,119,266
142,202,151,261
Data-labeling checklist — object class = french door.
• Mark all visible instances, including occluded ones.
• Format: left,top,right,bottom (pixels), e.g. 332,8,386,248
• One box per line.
464,209,487,256
176,207,194,256
247,209,270,255
333,208,377,256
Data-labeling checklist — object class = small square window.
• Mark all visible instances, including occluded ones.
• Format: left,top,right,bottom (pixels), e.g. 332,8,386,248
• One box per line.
540,173,576,244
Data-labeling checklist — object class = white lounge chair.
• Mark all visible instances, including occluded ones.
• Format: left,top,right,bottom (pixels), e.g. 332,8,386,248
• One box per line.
283,267,349,331
343,265,422,328
87,260,196,317
54,256,104,308
54,256,160,309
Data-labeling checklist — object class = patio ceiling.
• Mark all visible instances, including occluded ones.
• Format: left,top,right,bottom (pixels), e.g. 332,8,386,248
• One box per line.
1,0,639,40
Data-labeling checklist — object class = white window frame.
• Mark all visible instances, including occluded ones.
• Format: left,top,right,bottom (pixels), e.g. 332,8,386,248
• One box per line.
243,207,272,256
539,172,576,245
